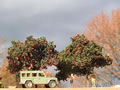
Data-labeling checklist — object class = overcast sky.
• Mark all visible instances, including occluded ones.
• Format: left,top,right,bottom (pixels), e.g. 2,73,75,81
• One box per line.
0,0,120,52
0,0,120,86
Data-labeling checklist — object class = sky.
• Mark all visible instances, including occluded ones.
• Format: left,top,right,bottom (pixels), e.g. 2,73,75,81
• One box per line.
0,0,120,87
0,0,120,61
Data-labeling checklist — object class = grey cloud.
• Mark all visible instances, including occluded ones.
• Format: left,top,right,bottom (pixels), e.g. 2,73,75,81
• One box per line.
0,0,120,52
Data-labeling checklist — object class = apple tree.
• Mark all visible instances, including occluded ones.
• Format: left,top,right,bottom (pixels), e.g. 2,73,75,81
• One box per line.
55,34,113,81
7,36,58,73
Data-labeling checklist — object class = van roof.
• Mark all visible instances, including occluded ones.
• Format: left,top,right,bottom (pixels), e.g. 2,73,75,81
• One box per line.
20,71,44,73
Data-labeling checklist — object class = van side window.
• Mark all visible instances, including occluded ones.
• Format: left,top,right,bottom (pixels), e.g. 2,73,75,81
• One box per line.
39,73,44,77
32,73,37,77
27,73,30,77
22,73,25,77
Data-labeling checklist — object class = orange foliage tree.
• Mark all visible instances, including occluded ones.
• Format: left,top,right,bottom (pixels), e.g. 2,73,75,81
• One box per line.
1,59,16,87
85,9,120,86
0,38,14,87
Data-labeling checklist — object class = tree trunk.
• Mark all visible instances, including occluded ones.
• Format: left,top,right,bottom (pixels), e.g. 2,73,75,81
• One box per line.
86,75,90,87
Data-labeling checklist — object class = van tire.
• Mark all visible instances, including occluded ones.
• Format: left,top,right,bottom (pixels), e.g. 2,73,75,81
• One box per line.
48,81,57,88
25,80,33,88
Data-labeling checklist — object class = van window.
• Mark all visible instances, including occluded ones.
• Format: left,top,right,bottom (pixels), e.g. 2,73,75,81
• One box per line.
39,73,44,77
27,73,30,77
22,73,25,77
32,73,37,77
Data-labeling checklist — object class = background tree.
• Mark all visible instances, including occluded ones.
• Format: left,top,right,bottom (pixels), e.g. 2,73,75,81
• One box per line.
85,9,120,86
1,59,16,87
7,36,58,74
55,34,113,82
0,37,10,87
0,37,8,66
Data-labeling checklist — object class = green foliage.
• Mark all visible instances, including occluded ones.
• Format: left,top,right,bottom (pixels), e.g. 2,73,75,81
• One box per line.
6,34,113,81
56,34,113,81
7,36,58,73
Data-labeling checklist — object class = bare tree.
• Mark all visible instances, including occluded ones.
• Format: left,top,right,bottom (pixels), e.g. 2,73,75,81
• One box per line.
85,9,120,86
1,59,16,87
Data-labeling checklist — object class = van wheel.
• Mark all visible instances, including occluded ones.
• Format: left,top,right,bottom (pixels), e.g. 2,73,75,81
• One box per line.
25,80,33,88
48,81,57,88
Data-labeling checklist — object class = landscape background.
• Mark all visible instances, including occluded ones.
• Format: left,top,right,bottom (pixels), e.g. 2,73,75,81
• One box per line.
0,0,120,88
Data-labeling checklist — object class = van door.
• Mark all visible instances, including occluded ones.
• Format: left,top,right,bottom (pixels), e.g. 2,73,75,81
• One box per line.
32,73,38,84
38,73,46,84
